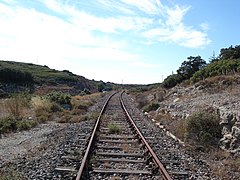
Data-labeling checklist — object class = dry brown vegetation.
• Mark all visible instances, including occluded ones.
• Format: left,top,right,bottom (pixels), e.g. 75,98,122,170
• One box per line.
209,150,240,179
130,75,240,179
0,92,102,137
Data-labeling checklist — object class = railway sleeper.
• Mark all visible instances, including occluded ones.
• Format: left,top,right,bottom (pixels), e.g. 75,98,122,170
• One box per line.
95,152,144,158
92,168,152,175
99,135,135,139
55,167,78,173
61,155,78,160
169,170,189,178
96,145,140,151
97,158,146,163
98,139,138,143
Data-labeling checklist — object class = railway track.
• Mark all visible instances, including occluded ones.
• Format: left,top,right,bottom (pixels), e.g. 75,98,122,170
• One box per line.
5,91,217,179
76,92,172,180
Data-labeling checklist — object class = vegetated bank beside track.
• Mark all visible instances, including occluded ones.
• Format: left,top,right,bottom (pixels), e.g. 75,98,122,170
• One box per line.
121,92,219,180
0,92,110,180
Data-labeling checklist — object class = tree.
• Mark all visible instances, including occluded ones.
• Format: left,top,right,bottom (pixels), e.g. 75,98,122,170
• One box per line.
177,56,206,79
209,51,220,63
219,45,240,60
162,74,183,88
97,81,105,92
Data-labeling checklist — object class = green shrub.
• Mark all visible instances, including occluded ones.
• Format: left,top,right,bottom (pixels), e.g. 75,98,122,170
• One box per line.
162,74,183,88
191,59,240,83
143,103,159,113
108,124,121,134
0,116,17,133
0,117,37,134
16,120,37,130
184,112,222,148
45,91,71,105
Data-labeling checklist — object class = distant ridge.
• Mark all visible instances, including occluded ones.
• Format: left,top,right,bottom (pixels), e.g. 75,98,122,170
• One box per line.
0,60,98,96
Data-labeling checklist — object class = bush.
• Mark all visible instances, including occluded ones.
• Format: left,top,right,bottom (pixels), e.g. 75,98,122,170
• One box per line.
0,116,37,135
191,59,240,83
45,91,71,105
184,112,222,148
162,74,183,88
0,116,17,134
143,103,159,113
108,124,121,134
16,120,37,130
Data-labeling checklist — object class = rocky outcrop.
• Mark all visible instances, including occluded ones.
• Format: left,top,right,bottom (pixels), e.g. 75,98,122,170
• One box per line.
218,107,240,152
144,83,240,153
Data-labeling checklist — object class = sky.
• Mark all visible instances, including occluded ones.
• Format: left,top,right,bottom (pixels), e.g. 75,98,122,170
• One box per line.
0,0,239,84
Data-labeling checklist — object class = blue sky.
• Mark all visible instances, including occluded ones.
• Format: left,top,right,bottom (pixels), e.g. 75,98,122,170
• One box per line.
0,0,239,84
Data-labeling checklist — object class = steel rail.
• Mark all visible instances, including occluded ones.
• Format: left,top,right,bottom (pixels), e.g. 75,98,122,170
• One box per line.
120,91,173,180
76,92,117,180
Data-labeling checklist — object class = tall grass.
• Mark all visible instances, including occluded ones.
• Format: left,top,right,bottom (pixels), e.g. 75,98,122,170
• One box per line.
31,96,52,123
4,96,27,119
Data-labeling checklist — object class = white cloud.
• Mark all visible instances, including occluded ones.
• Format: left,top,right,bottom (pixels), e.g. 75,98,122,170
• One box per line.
0,1,141,65
0,0,211,83
98,0,135,15
200,23,210,32
121,0,164,15
42,0,153,34
97,0,210,48
166,5,190,26
141,4,210,48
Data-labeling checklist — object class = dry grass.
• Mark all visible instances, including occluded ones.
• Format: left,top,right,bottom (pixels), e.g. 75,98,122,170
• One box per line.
71,93,101,108
4,96,27,119
209,150,240,179
87,111,99,121
196,75,240,93
30,96,53,123
152,109,174,125
31,96,52,113
169,119,186,141
68,93,102,120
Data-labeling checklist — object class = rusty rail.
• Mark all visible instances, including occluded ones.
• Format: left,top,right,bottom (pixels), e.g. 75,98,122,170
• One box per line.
76,91,172,180
120,91,173,180
76,92,117,180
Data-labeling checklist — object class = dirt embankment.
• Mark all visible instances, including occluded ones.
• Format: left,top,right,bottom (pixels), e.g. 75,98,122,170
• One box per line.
132,76,240,153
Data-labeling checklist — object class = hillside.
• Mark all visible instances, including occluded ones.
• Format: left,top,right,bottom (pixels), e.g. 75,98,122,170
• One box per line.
0,60,100,96
129,75,240,178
